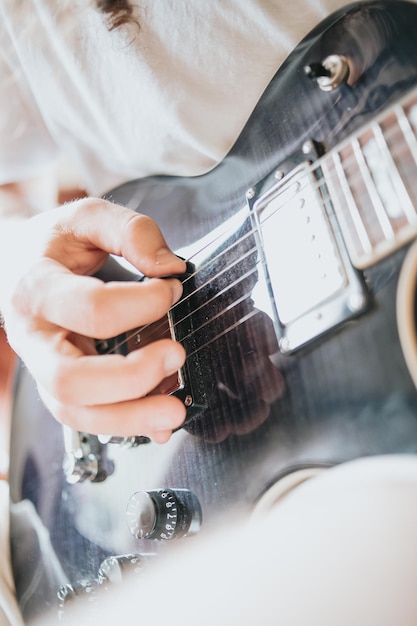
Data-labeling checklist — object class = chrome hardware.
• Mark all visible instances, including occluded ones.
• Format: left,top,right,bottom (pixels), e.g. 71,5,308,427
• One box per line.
62,427,115,484
126,488,202,541
247,152,368,353
347,292,367,313
97,553,154,584
58,554,153,619
302,140,315,155
97,434,151,448
304,54,349,92
184,395,193,407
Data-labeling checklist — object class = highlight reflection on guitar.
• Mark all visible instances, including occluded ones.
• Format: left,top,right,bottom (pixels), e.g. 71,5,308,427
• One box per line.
10,1,417,622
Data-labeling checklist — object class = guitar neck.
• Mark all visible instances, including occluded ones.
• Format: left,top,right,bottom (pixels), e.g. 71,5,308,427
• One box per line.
321,87,417,269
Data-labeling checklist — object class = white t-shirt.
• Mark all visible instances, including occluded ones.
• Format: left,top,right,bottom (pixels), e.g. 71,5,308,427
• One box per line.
1,0,351,196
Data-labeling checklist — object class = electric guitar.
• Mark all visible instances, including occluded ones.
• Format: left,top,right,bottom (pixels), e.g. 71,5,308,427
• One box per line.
10,2,417,622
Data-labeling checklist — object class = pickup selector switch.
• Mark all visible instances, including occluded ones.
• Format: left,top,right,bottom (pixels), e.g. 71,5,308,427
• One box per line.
126,488,202,541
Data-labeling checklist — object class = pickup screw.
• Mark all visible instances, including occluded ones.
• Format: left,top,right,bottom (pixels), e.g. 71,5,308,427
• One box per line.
246,187,256,200
184,395,193,407
348,292,366,313
279,337,290,353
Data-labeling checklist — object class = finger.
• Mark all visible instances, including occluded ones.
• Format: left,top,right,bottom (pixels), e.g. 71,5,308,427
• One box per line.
56,339,186,406
48,198,187,277
20,257,183,338
19,323,186,406
38,384,186,440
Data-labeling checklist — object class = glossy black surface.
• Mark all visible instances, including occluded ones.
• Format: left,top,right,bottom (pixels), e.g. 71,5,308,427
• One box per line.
9,2,417,622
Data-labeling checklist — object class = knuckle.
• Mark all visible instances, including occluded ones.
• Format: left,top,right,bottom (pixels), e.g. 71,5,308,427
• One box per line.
82,286,113,338
51,402,73,427
8,280,28,316
59,197,112,235
48,361,75,404
126,213,155,237
68,196,104,217
122,213,162,265
54,404,92,434
8,261,44,318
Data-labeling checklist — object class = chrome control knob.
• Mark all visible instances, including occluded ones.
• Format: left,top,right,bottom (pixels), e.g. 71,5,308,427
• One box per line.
98,553,155,584
126,488,202,541
57,554,152,619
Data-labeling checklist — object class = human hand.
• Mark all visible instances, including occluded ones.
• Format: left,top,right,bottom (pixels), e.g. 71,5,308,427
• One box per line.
0,198,187,443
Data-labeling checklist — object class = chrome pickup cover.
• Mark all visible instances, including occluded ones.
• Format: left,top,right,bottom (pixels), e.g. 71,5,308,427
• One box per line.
249,160,368,353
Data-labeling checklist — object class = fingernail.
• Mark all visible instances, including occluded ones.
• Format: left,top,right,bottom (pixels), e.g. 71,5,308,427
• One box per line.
155,247,181,266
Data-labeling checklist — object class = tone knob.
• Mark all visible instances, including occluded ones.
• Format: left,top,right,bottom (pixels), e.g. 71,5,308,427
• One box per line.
98,553,154,584
126,488,202,541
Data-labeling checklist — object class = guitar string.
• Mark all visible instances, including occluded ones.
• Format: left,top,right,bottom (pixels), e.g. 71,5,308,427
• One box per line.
107,149,366,355
156,262,260,343
99,160,358,357
104,237,260,355
105,261,260,357
104,158,311,354
133,102,417,357
101,167,322,356
101,110,417,358
184,307,260,361
100,151,403,359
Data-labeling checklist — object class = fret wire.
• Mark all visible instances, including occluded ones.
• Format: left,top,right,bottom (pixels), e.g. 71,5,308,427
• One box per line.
325,150,373,258
101,94,417,362
351,136,395,241
371,121,417,224
395,101,417,191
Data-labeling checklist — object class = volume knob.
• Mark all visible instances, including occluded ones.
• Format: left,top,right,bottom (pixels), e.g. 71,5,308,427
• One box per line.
126,488,202,541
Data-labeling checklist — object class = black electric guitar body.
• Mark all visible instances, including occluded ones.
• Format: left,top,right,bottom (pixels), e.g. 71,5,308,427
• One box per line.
10,2,417,622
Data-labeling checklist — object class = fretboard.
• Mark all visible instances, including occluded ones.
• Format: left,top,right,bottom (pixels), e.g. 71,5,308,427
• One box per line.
321,87,417,269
